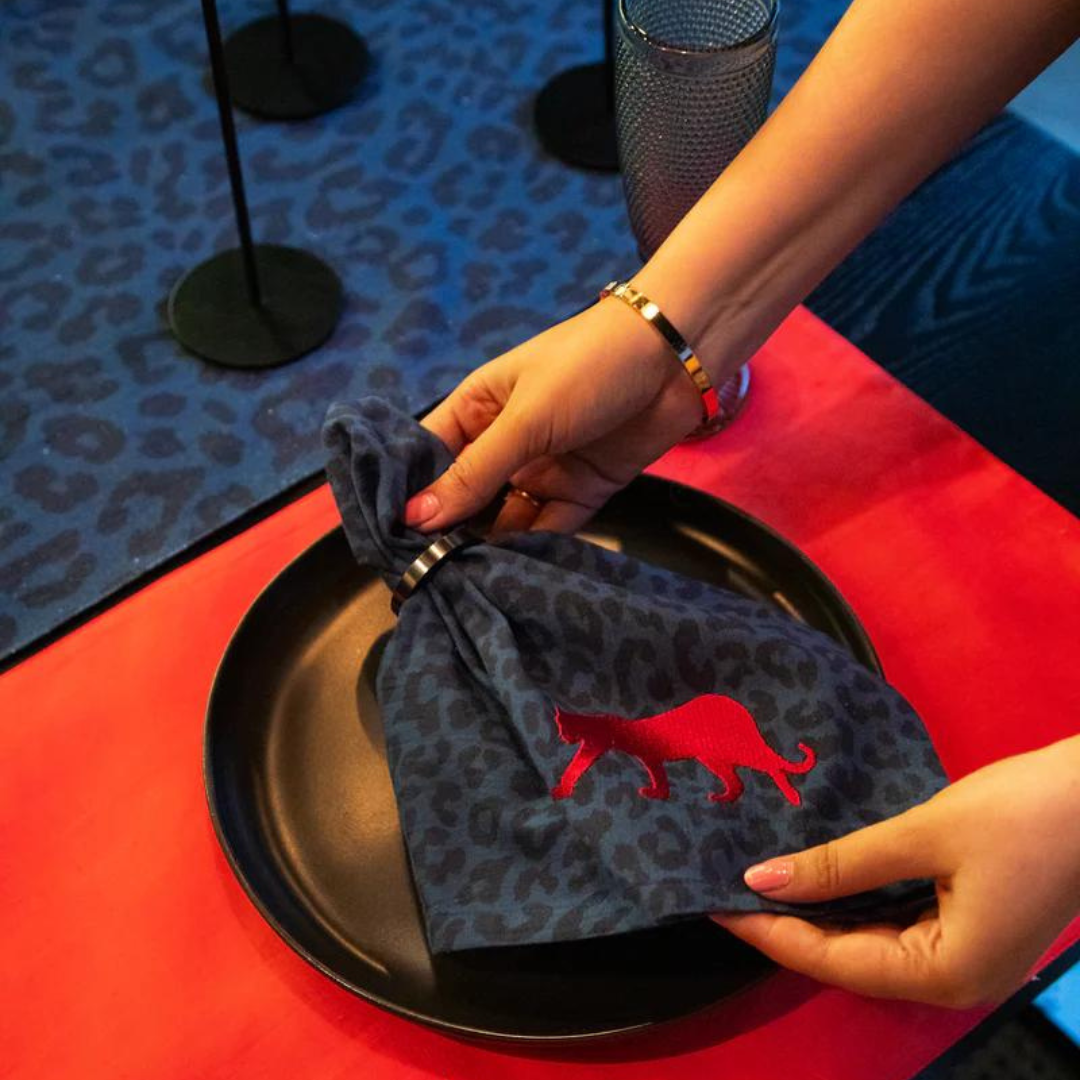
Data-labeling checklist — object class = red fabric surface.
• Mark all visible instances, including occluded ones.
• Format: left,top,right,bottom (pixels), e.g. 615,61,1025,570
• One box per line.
3,306,1079,1079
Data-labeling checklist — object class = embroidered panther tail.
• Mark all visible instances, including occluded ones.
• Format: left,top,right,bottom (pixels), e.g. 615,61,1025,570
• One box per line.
785,742,816,773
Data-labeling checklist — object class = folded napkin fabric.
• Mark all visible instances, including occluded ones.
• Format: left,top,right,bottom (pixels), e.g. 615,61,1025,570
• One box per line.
323,397,948,953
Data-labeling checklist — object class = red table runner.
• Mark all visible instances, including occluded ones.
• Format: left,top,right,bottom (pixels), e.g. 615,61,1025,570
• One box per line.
3,307,1078,1079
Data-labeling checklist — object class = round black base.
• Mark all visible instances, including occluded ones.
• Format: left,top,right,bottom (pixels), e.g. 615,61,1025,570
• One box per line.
223,14,369,120
534,62,619,173
168,245,343,369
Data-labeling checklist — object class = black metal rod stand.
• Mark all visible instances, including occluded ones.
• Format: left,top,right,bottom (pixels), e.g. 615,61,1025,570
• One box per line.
203,0,261,307
223,2,370,121
533,0,619,173
275,0,295,63
166,0,344,370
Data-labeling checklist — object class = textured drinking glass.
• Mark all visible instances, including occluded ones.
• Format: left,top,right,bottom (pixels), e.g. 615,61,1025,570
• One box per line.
615,0,777,432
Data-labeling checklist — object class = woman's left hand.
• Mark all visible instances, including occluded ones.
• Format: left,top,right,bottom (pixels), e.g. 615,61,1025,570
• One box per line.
713,735,1080,1008
403,300,709,536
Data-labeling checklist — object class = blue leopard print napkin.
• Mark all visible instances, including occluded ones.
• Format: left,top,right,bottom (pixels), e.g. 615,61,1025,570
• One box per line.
323,397,948,953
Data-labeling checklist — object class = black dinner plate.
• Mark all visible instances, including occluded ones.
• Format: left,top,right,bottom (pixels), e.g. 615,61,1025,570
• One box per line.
205,475,881,1041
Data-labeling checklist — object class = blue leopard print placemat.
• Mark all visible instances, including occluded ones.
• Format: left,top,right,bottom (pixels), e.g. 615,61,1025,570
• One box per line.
0,0,845,661
3,0,1078,663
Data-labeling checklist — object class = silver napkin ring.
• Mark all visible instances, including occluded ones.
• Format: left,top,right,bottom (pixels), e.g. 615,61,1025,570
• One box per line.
390,527,480,614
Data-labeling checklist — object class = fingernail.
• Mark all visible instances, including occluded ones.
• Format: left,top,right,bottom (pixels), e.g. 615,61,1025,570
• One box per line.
744,859,793,893
404,491,440,527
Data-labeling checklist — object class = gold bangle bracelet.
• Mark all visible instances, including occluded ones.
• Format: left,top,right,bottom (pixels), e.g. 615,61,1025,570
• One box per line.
599,280,719,428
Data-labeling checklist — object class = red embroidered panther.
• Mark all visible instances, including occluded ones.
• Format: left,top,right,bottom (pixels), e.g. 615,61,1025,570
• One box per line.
551,694,816,806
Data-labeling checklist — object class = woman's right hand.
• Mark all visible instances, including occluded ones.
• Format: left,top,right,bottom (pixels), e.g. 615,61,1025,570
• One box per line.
713,735,1080,1007
404,297,720,536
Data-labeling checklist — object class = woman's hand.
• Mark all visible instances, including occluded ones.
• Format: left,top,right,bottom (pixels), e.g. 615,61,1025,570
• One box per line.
404,299,713,535
713,735,1080,1008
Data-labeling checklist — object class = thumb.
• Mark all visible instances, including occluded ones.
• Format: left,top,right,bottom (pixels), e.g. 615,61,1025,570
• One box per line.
404,407,537,532
741,804,947,903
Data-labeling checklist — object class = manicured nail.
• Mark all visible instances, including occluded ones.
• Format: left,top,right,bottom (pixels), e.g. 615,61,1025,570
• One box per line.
744,859,793,893
404,491,440,527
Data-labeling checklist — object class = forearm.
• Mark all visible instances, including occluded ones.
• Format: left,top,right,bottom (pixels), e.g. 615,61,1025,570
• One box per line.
634,0,1080,382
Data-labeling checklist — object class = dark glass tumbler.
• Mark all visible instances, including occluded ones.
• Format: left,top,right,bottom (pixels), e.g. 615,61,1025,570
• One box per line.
615,0,778,432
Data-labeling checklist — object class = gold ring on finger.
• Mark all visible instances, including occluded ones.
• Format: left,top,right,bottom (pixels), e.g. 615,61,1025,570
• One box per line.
508,486,543,510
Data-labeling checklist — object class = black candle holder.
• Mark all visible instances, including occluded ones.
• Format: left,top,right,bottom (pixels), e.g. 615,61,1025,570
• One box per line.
168,0,343,370
224,1,369,121
533,0,618,172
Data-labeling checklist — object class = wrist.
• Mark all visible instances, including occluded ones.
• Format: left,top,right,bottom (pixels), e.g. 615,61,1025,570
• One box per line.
631,259,763,389
589,294,709,436
629,150,819,387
